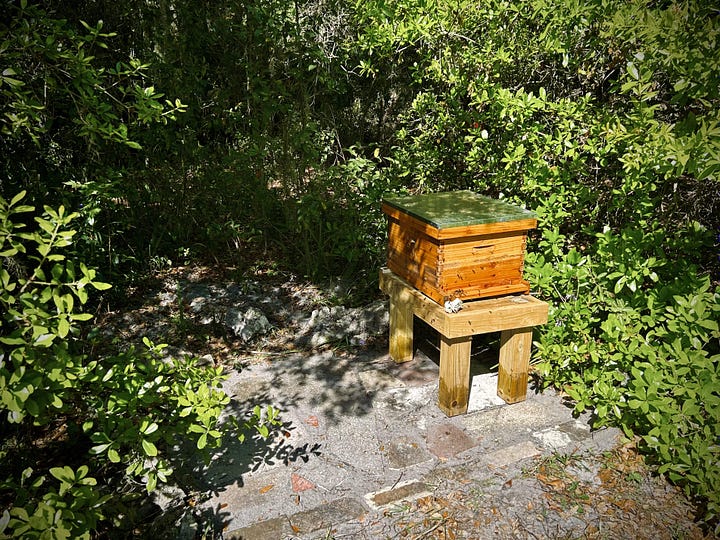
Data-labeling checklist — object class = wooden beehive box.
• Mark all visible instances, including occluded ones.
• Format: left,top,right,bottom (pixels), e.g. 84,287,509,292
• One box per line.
382,191,536,304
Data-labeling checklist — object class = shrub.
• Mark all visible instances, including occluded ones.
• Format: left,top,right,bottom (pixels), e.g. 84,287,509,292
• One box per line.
527,222,720,525
347,0,720,528
0,192,279,537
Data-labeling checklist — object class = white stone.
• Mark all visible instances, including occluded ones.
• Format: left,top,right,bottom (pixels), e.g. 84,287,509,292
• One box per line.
225,307,271,341
532,427,573,449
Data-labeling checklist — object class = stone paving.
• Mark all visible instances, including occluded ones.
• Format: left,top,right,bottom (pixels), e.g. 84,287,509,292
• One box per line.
99,267,705,539
174,343,623,540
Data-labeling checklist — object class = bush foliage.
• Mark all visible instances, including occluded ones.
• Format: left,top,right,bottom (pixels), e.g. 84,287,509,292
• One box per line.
1,0,719,533
0,192,279,537
347,0,720,525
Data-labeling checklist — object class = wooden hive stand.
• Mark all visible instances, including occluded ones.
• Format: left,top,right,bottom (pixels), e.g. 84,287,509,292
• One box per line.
379,268,549,416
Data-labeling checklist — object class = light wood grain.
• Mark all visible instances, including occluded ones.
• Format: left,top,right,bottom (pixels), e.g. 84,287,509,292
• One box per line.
385,204,532,302
379,268,548,415
438,335,472,416
497,328,534,404
379,268,546,338
388,283,415,363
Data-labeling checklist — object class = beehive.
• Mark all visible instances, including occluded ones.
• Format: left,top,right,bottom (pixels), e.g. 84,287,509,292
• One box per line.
382,191,536,304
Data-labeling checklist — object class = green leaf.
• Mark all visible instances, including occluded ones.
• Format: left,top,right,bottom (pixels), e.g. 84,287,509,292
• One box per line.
197,433,207,450
142,421,159,435
0,336,26,345
0,509,10,534
698,319,718,331
50,466,73,483
614,276,625,294
108,448,121,463
25,399,39,417
90,443,110,455
76,464,89,479
126,461,141,476
57,318,71,338
146,472,157,492
141,439,158,457
10,191,27,207
34,334,55,347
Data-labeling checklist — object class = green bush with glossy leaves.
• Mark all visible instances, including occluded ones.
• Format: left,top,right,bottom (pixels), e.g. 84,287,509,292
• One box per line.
346,0,720,528
0,192,279,538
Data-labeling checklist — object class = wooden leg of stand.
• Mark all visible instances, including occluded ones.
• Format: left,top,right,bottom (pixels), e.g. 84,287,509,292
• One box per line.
438,335,472,416
388,289,414,363
497,327,533,404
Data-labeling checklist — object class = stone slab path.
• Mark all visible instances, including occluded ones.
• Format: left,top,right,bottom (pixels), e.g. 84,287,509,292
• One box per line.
181,347,643,539
100,266,706,539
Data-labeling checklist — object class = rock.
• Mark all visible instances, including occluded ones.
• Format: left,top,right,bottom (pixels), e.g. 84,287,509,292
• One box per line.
176,511,198,540
160,345,195,362
197,353,214,366
225,307,272,342
188,296,208,313
296,299,389,348
152,482,187,513
157,291,177,308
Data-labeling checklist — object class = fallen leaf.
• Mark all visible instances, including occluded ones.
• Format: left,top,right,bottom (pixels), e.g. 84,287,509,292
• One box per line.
305,415,319,427
259,484,274,494
537,473,565,490
598,468,614,484
615,498,637,511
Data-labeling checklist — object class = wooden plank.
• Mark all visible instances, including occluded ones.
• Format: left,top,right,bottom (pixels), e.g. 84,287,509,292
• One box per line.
438,248,526,267
437,257,526,289
440,281,531,303
386,278,416,363
386,208,531,302
440,230,527,247
439,242,526,265
387,220,439,266
434,220,535,240
438,255,527,273
387,231,439,270
378,268,548,415
388,248,529,303
437,335,472,416
379,268,547,338
497,328,533,404
383,203,441,238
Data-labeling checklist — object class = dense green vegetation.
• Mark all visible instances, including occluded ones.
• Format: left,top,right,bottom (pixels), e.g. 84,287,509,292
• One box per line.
1,0,719,536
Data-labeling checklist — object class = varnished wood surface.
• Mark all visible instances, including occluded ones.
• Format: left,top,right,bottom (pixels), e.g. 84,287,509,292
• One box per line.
385,206,532,303
379,268,548,339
